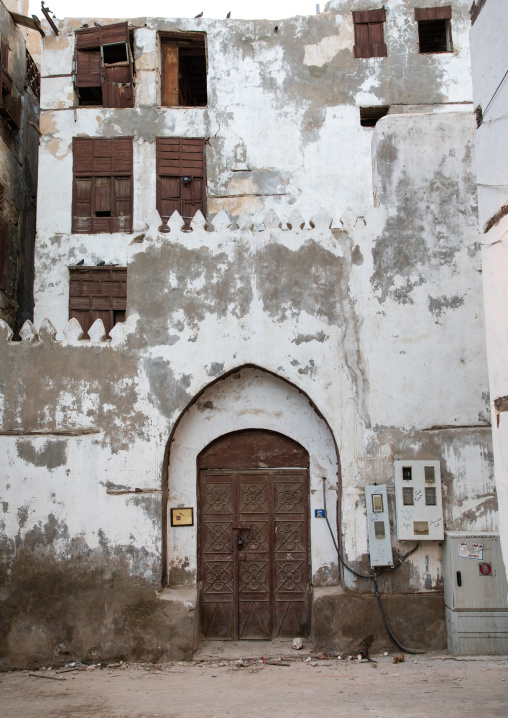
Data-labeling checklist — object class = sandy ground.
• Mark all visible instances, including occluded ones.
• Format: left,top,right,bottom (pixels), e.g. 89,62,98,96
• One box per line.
1,651,507,718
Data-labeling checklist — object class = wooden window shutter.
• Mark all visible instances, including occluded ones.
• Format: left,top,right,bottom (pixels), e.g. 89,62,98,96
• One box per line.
69,267,127,336
415,7,451,21
161,41,179,107
73,138,133,233
353,8,387,58
156,138,206,223
0,215,8,291
75,49,102,87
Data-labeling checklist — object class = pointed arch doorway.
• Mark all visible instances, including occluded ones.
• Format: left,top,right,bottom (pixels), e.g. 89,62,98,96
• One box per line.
198,429,310,640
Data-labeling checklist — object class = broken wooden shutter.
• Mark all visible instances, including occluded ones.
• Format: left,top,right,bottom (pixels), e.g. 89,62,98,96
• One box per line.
73,138,133,233
156,138,206,223
75,22,133,107
69,266,127,336
415,6,452,21
353,9,387,59
101,22,134,108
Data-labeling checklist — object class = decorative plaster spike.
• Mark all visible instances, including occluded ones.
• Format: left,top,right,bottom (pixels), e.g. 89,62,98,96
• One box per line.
252,221,265,232
190,210,207,231
148,208,163,230
109,321,126,344
39,318,57,343
87,318,107,342
310,208,332,229
340,207,356,230
236,212,253,230
263,209,282,229
0,318,14,342
19,319,39,343
286,210,305,230
167,210,185,232
63,317,84,341
210,209,232,231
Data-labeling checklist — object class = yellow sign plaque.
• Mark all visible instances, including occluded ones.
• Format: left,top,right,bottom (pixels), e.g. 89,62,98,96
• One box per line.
170,507,194,527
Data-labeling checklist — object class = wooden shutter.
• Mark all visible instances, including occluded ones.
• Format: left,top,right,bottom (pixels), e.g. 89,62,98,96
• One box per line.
72,138,133,233
69,267,127,336
0,215,8,291
75,49,101,87
353,9,387,58
156,138,206,222
161,41,179,106
415,7,451,21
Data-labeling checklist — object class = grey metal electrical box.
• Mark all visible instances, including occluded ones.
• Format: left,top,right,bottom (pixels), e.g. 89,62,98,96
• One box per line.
394,460,444,541
443,531,508,655
365,485,393,567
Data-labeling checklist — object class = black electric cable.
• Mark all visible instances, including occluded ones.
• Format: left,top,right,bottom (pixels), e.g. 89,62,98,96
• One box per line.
321,477,423,654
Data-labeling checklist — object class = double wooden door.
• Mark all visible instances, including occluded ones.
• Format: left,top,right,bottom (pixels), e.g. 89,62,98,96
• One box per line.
199,468,310,640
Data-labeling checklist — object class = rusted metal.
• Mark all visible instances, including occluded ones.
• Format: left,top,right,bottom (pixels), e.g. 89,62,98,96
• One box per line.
198,430,310,641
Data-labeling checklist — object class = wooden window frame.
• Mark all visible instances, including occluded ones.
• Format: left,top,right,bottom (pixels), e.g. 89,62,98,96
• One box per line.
160,32,207,108
74,22,134,108
69,266,127,337
156,137,206,225
0,37,21,130
72,137,133,234
352,9,387,59
415,7,453,54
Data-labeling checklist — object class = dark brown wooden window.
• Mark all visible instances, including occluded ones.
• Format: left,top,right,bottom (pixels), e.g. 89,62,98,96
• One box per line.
156,138,206,224
415,7,452,53
26,49,40,100
74,22,134,107
69,266,126,336
72,138,133,234
161,33,207,107
0,37,21,129
353,9,387,58
0,214,8,292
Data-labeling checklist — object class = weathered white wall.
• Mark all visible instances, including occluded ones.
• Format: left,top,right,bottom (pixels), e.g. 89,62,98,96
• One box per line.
470,0,508,572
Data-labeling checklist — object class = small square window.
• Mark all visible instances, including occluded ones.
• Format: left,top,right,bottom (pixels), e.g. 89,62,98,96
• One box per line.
424,466,435,484
402,467,412,481
403,487,414,506
415,7,452,54
425,487,437,506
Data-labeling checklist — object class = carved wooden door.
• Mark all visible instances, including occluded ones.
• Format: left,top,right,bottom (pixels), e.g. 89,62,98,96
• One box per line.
198,430,310,640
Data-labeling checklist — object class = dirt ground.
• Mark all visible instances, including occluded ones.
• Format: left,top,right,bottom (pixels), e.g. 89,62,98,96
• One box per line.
1,648,507,718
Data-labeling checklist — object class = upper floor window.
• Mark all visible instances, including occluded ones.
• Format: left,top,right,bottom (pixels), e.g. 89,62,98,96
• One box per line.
72,138,133,233
160,33,207,107
415,7,452,54
352,9,387,59
156,137,206,225
74,22,134,108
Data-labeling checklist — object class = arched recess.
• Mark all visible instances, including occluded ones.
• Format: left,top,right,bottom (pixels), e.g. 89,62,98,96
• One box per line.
163,365,341,590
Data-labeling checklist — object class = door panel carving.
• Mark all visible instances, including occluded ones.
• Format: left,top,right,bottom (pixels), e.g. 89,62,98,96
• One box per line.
198,432,310,640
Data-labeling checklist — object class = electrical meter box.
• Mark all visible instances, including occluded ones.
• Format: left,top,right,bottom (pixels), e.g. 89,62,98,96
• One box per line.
443,532,508,655
365,485,393,567
394,460,443,541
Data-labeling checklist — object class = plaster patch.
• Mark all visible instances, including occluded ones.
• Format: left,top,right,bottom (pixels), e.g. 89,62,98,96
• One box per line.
303,29,353,68
16,439,68,470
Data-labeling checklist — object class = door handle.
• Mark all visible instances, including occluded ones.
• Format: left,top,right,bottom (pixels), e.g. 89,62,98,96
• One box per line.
233,526,250,551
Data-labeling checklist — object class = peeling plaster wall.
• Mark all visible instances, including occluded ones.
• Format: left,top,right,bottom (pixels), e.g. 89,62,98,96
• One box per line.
0,0,39,331
0,0,498,664
470,1,508,573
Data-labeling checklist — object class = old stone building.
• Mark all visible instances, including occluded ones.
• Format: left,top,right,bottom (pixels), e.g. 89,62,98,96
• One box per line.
0,0,501,666
0,0,40,332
